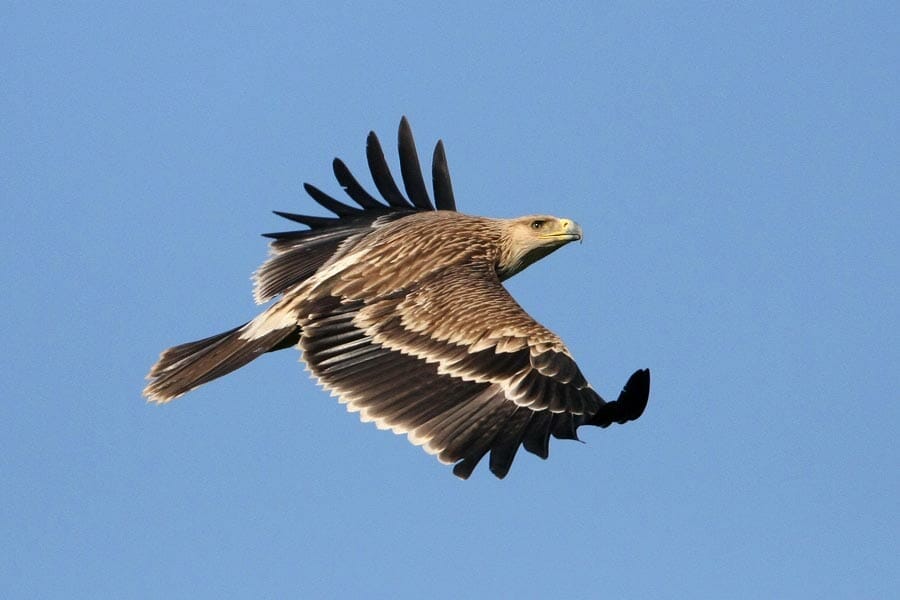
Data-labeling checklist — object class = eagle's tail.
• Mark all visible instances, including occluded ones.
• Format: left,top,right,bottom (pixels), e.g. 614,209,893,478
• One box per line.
143,306,300,403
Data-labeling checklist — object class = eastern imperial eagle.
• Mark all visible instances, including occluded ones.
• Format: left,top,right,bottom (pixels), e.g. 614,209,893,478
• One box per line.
144,118,650,479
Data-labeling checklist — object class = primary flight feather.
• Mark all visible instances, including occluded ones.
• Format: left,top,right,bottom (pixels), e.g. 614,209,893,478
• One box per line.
144,117,650,479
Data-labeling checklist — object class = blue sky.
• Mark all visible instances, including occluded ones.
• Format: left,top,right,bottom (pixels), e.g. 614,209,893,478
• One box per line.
3,3,898,598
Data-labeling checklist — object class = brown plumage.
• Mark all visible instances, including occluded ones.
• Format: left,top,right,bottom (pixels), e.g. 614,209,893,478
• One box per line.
144,117,650,479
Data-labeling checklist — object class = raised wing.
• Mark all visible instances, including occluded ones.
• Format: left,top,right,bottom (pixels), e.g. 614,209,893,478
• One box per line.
253,117,457,304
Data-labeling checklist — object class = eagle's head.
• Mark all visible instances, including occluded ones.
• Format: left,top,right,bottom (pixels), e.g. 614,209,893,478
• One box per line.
497,215,583,280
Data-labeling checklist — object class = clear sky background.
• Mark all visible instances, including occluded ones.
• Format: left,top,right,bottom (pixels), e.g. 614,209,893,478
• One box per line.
3,3,898,598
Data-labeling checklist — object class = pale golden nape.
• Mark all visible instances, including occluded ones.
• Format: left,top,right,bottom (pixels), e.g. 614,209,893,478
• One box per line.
497,215,583,280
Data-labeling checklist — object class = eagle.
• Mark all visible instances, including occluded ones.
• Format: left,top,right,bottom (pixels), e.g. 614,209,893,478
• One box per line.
144,117,650,479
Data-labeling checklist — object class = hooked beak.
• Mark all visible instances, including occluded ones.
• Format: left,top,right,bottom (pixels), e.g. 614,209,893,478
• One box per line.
542,218,583,243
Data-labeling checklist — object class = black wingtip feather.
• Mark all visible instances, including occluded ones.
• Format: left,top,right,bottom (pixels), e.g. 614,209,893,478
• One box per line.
397,116,434,210
303,183,364,217
586,368,651,427
432,140,457,211
551,413,580,440
488,408,533,478
617,368,651,423
332,158,385,209
522,411,552,459
366,131,411,208
270,211,338,229
453,455,483,479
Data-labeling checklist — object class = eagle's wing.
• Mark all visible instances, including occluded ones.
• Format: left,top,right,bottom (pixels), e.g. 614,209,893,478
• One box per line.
253,117,456,304
300,262,648,479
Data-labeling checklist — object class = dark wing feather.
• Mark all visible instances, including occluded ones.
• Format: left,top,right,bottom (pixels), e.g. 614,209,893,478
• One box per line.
432,140,457,211
486,407,534,478
521,410,553,459
366,130,411,208
587,368,651,426
332,158,384,209
398,116,434,210
446,393,518,478
268,211,338,230
303,183,365,217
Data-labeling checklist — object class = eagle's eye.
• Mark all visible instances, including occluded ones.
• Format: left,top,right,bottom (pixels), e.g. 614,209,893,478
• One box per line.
531,220,545,230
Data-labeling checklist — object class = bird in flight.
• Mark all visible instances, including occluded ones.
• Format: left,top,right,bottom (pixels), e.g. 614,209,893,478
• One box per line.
144,117,650,479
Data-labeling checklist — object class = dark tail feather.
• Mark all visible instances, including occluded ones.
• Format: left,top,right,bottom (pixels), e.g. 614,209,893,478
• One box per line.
144,320,298,403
